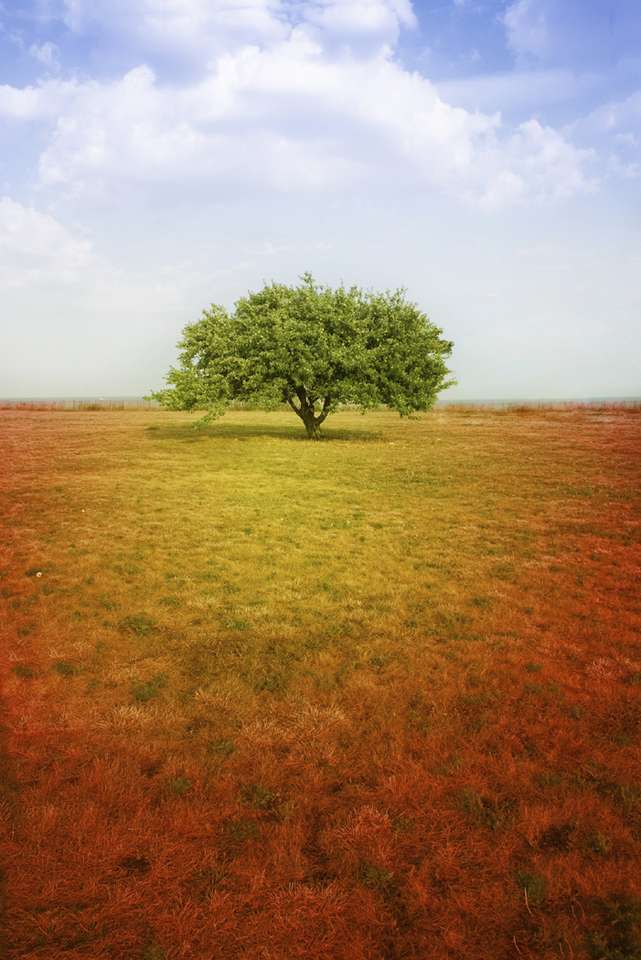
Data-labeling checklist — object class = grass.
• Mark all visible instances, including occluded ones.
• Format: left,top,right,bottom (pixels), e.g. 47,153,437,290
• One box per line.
1,404,640,959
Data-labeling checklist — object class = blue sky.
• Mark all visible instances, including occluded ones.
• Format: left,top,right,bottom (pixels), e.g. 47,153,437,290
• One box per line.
1,0,640,398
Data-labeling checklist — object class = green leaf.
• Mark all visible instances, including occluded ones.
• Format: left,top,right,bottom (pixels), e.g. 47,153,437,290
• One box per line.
150,275,454,437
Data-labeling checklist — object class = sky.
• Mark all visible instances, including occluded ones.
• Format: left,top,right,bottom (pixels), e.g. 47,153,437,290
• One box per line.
1,0,640,400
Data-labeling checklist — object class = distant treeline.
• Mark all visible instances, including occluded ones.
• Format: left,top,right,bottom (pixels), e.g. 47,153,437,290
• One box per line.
442,400,641,413
1,398,639,413
0,398,160,411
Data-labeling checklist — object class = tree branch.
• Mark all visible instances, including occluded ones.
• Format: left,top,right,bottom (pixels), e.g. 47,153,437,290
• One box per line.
286,394,302,417
295,386,309,411
315,395,332,426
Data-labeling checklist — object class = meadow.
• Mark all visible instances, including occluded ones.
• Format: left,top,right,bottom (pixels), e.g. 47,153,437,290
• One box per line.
1,404,640,960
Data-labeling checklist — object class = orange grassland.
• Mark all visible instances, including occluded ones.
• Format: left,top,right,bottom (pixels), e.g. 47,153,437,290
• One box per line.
1,405,640,960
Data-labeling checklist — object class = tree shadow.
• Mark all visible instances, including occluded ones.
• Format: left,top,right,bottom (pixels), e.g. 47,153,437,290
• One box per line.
145,419,383,444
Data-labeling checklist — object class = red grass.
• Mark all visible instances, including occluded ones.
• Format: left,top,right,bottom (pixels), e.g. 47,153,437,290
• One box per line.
1,405,640,959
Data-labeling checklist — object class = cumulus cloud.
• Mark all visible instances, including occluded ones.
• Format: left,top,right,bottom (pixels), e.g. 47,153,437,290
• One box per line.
476,119,596,208
0,76,77,118
503,0,549,60
29,40,61,70
58,0,416,63
0,194,198,392
0,196,95,287
301,0,416,48
576,90,641,139
62,0,288,55
0,30,595,207
0,195,188,307
503,0,641,67
571,90,641,181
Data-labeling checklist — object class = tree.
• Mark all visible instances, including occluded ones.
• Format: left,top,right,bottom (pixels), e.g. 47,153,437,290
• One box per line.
151,274,455,439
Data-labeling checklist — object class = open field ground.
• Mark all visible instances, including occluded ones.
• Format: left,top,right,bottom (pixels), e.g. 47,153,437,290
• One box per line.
1,406,641,960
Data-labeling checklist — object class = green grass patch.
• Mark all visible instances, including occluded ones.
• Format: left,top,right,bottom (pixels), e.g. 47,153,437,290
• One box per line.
131,672,168,703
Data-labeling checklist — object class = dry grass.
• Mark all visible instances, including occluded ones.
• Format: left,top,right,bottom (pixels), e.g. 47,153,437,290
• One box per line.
0,401,157,412
1,405,640,959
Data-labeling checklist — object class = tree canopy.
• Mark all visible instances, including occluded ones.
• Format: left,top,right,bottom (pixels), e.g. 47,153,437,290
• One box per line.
151,274,455,438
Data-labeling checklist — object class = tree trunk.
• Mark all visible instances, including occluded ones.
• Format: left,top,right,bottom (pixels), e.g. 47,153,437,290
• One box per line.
286,388,326,439
302,409,321,440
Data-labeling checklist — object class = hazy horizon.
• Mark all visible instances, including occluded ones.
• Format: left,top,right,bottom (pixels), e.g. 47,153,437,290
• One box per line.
2,1,640,400
3,393,641,404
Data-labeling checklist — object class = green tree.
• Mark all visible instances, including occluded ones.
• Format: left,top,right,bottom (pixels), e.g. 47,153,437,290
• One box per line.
151,274,454,439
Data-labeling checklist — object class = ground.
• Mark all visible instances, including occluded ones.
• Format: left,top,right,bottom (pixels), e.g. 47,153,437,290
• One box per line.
1,405,640,960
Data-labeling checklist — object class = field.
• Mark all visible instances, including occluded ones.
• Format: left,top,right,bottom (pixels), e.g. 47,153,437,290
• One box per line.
1,405,640,960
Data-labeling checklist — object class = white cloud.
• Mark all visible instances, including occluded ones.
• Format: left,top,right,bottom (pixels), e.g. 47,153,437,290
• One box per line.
0,196,95,287
571,89,641,181
29,40,61,70
0,195,188,304
0,32,595,208
62,0,289,55
503,0,641,67
0,194,197,396
504,0,549,60
301,0,416,48
0,77,76,118
478,118,596,207
58,0,417,62
575,90,641,139
31,59,362,191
